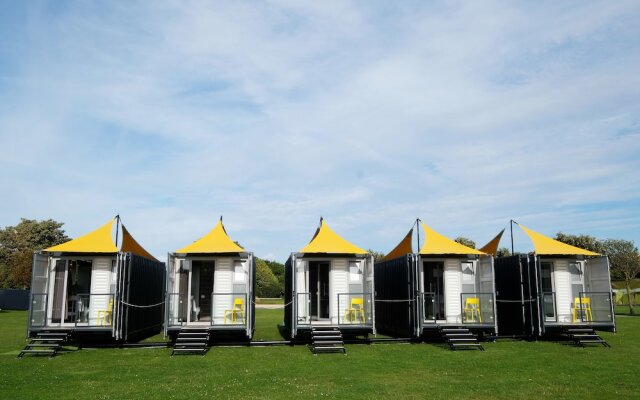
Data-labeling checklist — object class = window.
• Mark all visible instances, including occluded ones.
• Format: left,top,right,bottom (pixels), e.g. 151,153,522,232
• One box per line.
349,261,361,282
541,262,554,292
461,261,475,293
234,261,245,282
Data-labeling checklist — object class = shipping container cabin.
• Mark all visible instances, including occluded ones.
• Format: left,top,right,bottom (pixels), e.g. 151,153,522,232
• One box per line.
165,219,255,342
487,223,615,338
28,218,165,342
375,223,497,340
284,219,375,340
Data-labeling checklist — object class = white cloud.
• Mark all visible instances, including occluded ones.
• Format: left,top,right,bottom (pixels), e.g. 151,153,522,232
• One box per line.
0,1,639,261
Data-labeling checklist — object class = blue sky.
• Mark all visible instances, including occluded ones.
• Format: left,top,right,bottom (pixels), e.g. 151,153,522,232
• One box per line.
1,1,639,261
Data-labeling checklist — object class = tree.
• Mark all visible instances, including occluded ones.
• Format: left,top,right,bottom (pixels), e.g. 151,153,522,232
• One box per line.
367,249,386,263
0,218,69,289
603,239,640,315
262,259,285,291
497,247,511,258
454,237,476,249
255,258,281,298
555,232,606,254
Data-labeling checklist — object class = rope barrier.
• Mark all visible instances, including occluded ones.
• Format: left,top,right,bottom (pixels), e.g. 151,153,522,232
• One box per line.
121,300,165,308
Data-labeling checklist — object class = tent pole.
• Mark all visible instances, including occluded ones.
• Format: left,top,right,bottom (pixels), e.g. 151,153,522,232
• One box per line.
415,218,421,253
115,214,121,248
510,219,515,256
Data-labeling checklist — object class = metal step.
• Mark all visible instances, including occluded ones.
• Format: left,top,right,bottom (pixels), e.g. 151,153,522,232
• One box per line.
564,328,610,348
310,327,346,355
18,332,70,359
439,327,484,351
171,329,210,356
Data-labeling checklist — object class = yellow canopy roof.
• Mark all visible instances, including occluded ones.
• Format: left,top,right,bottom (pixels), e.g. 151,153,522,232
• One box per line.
383,228,414,260
45,218,159,260
479,229,505,256
419,223,485,255
518,223,600,256
121,225,159,261
175,220,244,254
300,220,367,255
45,220,118,253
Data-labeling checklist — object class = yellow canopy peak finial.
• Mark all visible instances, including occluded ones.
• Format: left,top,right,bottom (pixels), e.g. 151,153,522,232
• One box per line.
299,219,367,255
517,223,599,256
419,223,485,255
175,219,245,254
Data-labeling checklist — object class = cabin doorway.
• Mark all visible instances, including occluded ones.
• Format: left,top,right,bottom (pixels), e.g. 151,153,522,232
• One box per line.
51,259,92,324
309,262,330,320
191,261,215,322
424,261,445,320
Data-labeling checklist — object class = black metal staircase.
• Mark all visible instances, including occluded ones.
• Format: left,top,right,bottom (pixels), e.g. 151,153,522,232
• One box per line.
565,328,610,348
439,327,484,351
18,331,70,358
171,327,210,356
310,326,346,354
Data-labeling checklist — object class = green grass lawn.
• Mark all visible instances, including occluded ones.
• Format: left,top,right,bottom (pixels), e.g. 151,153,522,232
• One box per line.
1,309,639,400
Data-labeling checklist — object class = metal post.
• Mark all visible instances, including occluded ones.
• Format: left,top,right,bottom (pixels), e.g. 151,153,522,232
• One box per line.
115,214,121,248
416,218,421,253
510,220,515,256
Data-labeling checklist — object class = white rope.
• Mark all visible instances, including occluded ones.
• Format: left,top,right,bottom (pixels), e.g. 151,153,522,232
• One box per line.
121,300,165,308
375,299,416,303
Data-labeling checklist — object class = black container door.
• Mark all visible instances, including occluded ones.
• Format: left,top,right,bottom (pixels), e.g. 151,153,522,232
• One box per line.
198,262,215,320
424,261,445,320
309,261,330,320
319,263,329,319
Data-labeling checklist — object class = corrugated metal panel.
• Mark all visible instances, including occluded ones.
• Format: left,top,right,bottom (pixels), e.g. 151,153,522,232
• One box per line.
331,259,348,323
445,259,461,323
553,259,572,323
120,254,165,341
494,255,530,336
373,255,414,338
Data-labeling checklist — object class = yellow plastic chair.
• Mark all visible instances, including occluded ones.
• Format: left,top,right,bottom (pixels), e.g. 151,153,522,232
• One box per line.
224,298,245,324
572,297,593,322
343,297,365,324
464,297,482,323
97,298,114,326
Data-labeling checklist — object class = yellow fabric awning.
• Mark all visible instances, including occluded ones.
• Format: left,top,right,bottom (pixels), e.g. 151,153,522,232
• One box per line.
300,220,367,255
175,220,244,254
383,228,414,260
121,225,159,261
479,229,505,256
419,223,485,255
518,223,600,256
45,220,118,253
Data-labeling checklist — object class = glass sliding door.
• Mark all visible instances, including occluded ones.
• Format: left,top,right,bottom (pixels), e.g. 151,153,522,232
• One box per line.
540,262,557,322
